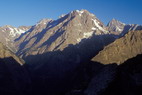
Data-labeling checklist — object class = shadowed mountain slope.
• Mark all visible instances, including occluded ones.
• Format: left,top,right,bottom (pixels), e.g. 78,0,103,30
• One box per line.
92,30,142,65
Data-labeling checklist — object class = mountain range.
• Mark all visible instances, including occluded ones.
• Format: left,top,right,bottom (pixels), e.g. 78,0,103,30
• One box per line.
0,9,142,95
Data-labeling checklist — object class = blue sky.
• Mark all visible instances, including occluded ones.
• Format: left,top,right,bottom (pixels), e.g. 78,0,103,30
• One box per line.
0,0,142,27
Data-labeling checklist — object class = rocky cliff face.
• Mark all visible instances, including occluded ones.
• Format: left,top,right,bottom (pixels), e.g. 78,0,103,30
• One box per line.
14,11,142,60
15,10,111,58
92,30,142,65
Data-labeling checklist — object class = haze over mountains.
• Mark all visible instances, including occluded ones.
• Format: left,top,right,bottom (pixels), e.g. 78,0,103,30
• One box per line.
0,9,142,95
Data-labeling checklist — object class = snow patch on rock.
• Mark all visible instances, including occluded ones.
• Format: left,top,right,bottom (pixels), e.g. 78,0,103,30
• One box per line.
83,31,94,38
77,31,94,43
92,19,106,32
92,27,97,30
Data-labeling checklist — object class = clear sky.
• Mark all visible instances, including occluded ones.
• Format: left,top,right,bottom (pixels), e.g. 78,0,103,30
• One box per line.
0,0,142,27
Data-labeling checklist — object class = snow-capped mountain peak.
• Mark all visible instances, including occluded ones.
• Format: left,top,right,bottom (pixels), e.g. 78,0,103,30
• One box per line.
70,9,96,17
109,19,125,26
15,9,112,57
108,19,142,37
0,25,30,52
1,25,29,37
107,19,126,34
